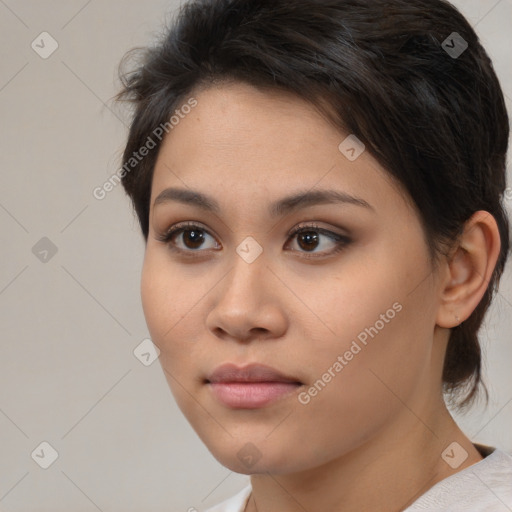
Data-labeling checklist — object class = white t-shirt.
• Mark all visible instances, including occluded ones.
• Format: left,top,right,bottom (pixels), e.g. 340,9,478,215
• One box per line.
205,448,512,512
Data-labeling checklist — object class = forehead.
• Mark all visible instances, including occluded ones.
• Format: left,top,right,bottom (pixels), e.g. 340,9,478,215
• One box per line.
150,82,411,221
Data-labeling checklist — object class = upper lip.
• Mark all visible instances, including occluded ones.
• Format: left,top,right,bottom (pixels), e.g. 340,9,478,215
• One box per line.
206,363,302,384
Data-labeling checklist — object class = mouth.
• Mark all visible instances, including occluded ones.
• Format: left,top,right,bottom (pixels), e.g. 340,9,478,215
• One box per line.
205,363,303,409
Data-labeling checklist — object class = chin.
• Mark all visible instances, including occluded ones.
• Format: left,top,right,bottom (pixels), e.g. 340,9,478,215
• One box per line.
201,435,307,475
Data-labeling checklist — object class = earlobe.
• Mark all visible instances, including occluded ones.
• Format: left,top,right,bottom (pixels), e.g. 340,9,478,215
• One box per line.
436,210,501,329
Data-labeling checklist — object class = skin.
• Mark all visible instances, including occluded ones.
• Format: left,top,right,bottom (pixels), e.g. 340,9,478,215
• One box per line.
140,81,501,511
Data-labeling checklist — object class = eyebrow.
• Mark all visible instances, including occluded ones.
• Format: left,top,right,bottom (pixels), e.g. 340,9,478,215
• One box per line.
153,187,375,217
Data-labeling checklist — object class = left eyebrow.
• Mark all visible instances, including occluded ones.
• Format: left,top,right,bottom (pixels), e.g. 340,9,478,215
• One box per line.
152,187,375,217
268,188,375,217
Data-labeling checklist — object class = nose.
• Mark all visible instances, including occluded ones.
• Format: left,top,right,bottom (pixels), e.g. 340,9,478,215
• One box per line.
205,247,288,343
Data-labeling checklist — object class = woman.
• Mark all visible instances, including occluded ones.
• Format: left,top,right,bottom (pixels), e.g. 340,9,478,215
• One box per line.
115,0,512,510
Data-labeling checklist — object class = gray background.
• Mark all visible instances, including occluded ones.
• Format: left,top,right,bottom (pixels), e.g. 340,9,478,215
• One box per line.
1,1,511,510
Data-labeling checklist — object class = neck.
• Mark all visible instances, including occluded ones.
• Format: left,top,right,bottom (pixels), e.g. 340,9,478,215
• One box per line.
246,399,482,512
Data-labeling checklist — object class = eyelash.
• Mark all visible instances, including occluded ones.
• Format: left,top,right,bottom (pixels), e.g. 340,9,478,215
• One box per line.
156,221,351,260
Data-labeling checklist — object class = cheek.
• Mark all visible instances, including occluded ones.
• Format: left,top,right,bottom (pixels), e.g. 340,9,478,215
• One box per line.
140,251,212,384
140,256,201,411
288,304,432,465
295,247,434,410
288,250,402,354
140,253,192,363
140,258,170,342
141,250,195,340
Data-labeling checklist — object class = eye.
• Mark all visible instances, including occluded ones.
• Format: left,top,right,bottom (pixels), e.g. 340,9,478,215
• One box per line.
156,221,220,255
156,221,351,259
285,222,351,259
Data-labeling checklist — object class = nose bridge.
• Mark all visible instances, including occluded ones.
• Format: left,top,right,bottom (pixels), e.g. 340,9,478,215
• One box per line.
224,237,267,301
205,237,287,340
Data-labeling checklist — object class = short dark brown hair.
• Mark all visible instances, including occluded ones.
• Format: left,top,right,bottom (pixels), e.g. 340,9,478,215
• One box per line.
115,0,510,409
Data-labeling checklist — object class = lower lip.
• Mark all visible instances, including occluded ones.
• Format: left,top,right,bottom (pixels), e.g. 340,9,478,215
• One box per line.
208,382,301,409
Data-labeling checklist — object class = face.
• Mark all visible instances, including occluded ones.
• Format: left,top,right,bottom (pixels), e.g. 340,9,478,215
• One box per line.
141,81,446,475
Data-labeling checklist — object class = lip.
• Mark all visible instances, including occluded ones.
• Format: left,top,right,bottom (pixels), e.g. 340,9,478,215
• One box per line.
205,363,302,409
206,363,301,384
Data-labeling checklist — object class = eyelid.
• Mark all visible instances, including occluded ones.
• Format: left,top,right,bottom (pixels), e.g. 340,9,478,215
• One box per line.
156,221,218,245
287,221,340,237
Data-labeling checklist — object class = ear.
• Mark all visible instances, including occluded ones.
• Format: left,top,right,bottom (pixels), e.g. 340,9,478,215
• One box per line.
436,210,501,328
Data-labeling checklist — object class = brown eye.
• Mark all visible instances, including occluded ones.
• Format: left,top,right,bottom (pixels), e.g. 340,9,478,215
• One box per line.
157,222,220,255
296,230,320,251
179,228,206,249
286,223,351,259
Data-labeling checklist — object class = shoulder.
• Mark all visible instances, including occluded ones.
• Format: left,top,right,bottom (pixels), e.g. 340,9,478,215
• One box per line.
405,447,512,511
204,484,252,512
